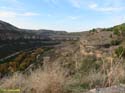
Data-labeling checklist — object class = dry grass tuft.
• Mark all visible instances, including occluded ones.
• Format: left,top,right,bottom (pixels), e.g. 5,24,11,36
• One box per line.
0,63,69,93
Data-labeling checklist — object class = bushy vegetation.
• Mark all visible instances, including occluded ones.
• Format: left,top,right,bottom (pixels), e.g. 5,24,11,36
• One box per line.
111,40,121,46
1,54,125,93
0,48,44,75
0,40,60,59
112,24,125,39
89,29,96,33
115,46,125,57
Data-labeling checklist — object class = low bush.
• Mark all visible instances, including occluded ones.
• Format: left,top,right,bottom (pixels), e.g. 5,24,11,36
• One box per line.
115,46,125,57
111,40,121,45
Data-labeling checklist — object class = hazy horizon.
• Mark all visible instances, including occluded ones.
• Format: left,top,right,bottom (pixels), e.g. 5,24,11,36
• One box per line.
0,0,125,32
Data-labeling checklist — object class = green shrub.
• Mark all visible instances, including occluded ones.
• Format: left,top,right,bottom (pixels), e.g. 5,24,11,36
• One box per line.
90,29,96,32
113,28,120,36
111,40,121,45
78,56,101,73
115,46,125,57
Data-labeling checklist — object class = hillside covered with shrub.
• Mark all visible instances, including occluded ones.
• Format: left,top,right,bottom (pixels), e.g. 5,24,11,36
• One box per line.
0,23,125,93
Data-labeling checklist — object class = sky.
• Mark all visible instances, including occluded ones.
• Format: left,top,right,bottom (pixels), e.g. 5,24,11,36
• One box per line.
0,0,125,32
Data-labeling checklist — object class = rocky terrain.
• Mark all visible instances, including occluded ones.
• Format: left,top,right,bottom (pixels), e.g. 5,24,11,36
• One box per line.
0,20,125,93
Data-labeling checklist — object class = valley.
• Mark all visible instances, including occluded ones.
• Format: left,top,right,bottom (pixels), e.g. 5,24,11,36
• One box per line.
1,0,125,93
0,20,125,93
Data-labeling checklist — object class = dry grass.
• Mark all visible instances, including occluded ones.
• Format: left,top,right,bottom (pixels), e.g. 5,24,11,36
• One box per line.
0,63,70,93
0,55,125,93
75,57,125,89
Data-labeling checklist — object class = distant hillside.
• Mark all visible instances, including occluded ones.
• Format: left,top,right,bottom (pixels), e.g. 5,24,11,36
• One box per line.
0,20,20,31
101,23,125,32
0,20,79,60
0,20,79,40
